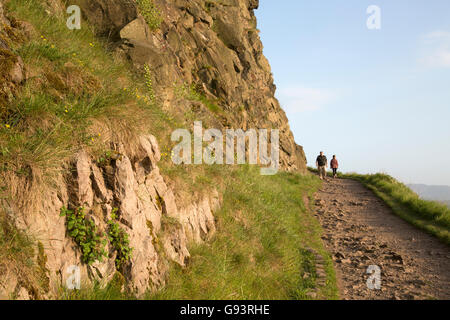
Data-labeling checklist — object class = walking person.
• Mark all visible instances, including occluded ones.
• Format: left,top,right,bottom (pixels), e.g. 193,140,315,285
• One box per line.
316,151,328,181
331,155,339,178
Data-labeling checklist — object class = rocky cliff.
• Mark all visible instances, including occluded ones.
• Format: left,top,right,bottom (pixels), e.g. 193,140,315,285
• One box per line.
72,0,306,172
1,134,219,299
0,0,307,299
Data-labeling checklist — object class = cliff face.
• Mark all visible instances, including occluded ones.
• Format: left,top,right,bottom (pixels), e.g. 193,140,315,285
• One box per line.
0,0,307,298
74,0,307,172
1,134,219,298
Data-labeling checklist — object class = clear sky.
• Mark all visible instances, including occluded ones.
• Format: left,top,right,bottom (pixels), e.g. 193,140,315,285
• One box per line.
255,0,450,185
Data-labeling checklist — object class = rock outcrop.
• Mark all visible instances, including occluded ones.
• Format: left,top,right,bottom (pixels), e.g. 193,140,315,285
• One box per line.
75,0,307,173
1,135,219,298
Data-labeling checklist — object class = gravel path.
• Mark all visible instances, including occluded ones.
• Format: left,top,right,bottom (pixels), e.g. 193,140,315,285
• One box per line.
314,178,450,300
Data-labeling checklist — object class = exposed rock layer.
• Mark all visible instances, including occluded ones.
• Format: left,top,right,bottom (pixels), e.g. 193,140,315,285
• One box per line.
1,135,219,298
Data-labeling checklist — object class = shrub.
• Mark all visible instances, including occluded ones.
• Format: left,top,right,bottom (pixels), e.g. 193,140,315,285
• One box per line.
175,82,221,113
60,207,108,265
107,208,133,269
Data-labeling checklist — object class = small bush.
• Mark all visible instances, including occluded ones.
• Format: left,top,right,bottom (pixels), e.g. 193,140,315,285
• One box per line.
144,64,156,104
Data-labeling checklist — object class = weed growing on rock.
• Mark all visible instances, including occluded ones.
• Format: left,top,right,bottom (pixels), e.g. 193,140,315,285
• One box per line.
136,0,163,31
107,208,133,269
60,206,108,265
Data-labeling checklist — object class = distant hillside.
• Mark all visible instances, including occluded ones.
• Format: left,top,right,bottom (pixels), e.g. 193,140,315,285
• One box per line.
408,184,450,208
408,184,450,202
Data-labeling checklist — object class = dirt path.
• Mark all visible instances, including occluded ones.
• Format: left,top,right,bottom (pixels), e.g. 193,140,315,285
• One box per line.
314,178,450,300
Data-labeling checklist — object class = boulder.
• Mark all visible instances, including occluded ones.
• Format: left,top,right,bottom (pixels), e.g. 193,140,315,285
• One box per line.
72,0,138,40
120,17,151,42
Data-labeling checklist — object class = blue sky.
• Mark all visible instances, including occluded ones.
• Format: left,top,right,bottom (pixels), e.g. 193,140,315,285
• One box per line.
255,0,450,185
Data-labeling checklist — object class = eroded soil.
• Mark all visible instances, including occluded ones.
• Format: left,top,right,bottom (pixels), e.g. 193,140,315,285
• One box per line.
314,178,450,300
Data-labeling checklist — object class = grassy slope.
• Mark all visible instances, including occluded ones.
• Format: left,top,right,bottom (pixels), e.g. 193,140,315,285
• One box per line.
0,0,339,300
309,168,450,245
1,0,175,179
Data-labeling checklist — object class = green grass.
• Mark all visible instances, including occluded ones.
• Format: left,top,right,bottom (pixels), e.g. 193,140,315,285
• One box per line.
309,167,450,245
147,166,338,300
0,0,177,298
58,272,135,300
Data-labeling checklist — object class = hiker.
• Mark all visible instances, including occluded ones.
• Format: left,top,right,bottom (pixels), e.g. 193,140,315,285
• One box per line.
331,155,339,178
316,151,328,181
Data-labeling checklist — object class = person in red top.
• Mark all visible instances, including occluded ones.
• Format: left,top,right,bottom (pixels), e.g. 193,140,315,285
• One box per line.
330,155,339,178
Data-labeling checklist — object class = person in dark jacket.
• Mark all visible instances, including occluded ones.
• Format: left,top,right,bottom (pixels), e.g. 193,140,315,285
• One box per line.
331,155,339,178
316,151,328,181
